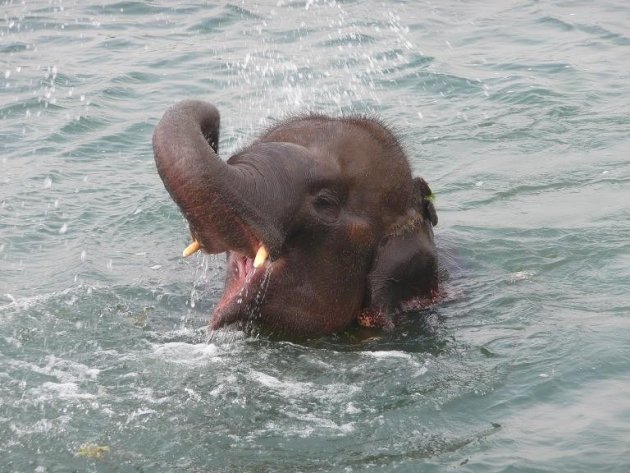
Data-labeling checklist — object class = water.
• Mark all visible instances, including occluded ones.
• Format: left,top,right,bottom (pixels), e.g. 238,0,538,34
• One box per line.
1,0,629,471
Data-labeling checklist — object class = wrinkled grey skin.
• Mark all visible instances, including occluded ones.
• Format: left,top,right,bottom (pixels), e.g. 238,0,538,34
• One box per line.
154,100,438,337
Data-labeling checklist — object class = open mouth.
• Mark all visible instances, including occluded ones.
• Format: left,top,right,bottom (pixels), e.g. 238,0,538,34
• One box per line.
183,238,270,266
180,232,282,330
210,251,275,330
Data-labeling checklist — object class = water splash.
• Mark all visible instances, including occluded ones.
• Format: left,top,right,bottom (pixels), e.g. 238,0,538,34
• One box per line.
248,264,274,322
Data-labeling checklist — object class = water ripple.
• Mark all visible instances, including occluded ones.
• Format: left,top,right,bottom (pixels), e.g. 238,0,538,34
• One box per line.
2,0,629,471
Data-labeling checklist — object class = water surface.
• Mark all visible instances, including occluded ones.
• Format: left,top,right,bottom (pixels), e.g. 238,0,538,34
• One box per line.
1,1,629,471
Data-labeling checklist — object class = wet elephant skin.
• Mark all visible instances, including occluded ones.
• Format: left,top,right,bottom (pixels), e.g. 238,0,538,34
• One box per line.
153,100,438,337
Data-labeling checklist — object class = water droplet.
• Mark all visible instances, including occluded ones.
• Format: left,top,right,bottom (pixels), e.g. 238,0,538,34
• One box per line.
59,223,68,234
80,250,86,262
417,111,423,119
43,176,52,189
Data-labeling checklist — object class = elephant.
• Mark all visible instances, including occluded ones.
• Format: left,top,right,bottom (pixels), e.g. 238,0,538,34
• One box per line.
153,100,439,337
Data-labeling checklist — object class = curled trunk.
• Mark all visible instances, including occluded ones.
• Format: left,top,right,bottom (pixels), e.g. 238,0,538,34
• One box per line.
153,100,288,257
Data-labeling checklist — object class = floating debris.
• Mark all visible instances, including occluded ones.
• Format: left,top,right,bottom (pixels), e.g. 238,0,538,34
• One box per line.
76,443,110,459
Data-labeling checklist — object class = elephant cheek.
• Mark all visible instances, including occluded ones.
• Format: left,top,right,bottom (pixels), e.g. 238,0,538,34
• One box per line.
346,217,374,249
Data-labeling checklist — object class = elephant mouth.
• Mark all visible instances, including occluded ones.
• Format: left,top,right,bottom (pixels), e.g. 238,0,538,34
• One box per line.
210,251,280,330
180,233,277,330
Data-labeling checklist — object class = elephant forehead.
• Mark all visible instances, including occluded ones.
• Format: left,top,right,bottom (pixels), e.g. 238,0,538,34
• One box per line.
332,123,410,180
338,147,412,214
256,116,413,213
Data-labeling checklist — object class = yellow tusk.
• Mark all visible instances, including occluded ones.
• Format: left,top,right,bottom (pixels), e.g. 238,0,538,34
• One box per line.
253,245,269,268
182,240,201,257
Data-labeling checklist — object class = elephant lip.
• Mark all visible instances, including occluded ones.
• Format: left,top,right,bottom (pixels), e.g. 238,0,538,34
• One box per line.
210,251,279,330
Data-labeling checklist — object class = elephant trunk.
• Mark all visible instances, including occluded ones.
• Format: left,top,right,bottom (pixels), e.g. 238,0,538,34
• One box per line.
153,100,276,258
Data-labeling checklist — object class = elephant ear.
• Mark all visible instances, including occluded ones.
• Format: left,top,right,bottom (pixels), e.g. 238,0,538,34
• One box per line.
358,177,438,329
413,177,438,227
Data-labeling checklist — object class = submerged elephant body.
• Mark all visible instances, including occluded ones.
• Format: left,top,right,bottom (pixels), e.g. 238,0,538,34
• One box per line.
154,100,438,337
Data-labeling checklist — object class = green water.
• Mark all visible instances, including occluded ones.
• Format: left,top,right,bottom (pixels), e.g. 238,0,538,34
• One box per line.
1,1,629,471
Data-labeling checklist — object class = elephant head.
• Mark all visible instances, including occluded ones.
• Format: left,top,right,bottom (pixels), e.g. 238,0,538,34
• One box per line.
153,100,438,337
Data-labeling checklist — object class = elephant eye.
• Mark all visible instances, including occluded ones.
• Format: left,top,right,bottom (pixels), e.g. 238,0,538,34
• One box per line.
312,191,341,221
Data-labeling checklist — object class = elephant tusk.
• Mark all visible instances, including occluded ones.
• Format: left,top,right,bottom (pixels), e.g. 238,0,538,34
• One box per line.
253,245,269,268
182,240,201,257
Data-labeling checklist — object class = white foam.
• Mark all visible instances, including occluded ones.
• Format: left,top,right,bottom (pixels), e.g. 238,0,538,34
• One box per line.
251,370,313,397
3,336,22,348
0,285,98,316
510,270,535,282
9,415,72,437
10,355,99,385
284,411,355,435
184,387,202,402
208,374,242,402
151,342,221,366
256,413,355,439
125,408,157,424
45,355,100,381
250,369,361,403
363,350,413,360
32,382,96,401
361,351,430,378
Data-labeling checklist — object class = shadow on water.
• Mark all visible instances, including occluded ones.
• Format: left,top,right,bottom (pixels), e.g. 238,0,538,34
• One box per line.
297,308,451,355
234,307,450,355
